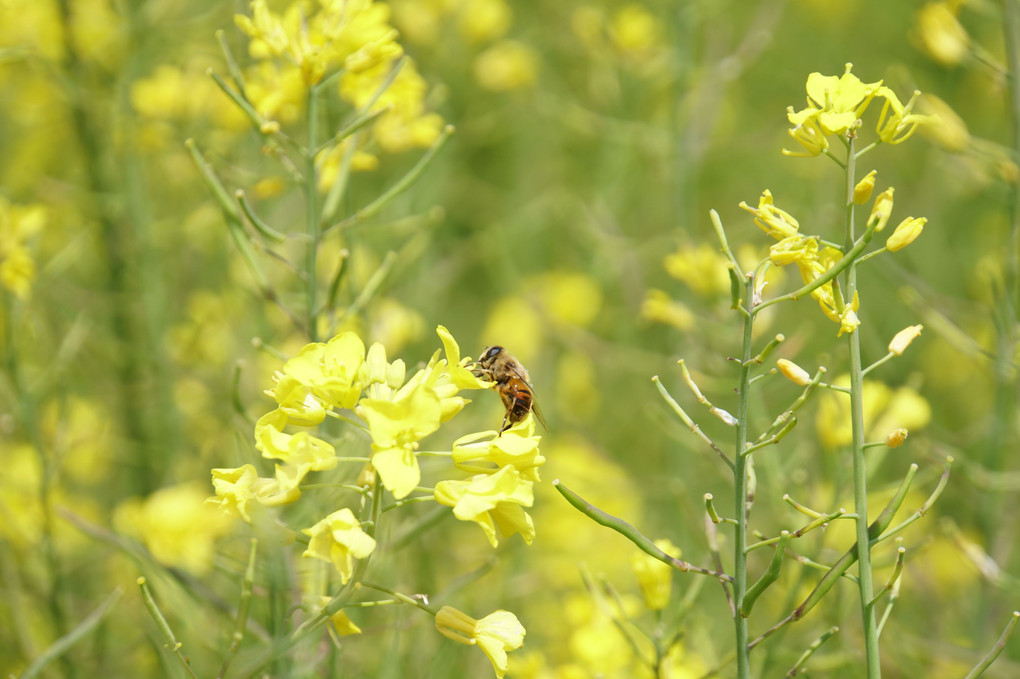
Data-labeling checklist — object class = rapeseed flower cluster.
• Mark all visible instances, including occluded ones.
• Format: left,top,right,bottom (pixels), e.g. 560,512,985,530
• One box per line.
737,65,933,335
208,325,542,675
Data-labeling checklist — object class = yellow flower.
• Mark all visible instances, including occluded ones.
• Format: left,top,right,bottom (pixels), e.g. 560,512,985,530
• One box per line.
631,539,676,610
452,425,545,480
531,271,603,327
609,4,661,56
302,508,376,583
474,40,539,91
266,332,366,419
918,93,968,152
359,380,442,498
340,58,444,152
769,235,818,266
915,2,969,66
876,88,928,144
776,358,812,386
803,64,883,136
784,107,829,157
816,377,931,448
435,606,526,679
662,243,731,297
457,0,512,44
437,325,492,391
889,325,923,356
887,216,926,252
114,483,232,576
739,190,800,240
0,199,45,299
434,466,535,547
641,290,695,330
853,170,877,204
209,465,262,522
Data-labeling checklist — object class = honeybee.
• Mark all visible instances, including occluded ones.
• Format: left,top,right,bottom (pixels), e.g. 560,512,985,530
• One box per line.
473,346,547,435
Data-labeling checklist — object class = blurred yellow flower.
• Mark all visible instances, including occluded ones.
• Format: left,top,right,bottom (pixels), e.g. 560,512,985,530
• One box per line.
816,377,931,448
0,198,45,298
918,93,968,152
631,538,676,610
915,2,969,66
481,295,543,363
114,482,233,575
457,0,513,44
532,271,603,326
474,40,539,91
302,508,377,583
435,606,526,679
663,243,730,297
434,466,535,547
609,5,661,56
340,58,445,152
641,289,695,330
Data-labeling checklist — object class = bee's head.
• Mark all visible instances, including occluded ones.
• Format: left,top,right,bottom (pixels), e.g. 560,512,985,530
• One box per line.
478,345,504,367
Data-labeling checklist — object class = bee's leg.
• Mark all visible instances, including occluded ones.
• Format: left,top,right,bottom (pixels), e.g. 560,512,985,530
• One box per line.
498,413,510,436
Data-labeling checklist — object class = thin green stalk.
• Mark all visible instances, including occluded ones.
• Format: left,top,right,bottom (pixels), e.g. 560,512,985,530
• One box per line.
733,273,756,679
306,85,321,341
844,133,882,678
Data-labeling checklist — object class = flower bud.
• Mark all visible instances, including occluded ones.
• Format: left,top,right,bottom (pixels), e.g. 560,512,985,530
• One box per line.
853,170,877,204
886,428,909,448
887,216,926,252
889,325,923,355
777,358,812,386
867,187,895,232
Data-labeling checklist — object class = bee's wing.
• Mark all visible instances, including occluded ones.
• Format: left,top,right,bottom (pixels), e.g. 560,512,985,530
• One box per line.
531,402,549,431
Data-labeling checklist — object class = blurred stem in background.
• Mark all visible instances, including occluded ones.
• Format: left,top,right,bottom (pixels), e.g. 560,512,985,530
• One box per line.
55,0,176,493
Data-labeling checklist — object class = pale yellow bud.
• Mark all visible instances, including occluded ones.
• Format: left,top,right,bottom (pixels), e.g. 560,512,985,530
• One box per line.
886,428,909,448
887,217,926,252
853,170,877,204
889,325,923,356
868,188,895,232
776,358,812,386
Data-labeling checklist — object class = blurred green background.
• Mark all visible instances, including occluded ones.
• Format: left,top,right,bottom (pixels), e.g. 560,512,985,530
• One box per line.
2,0,1019,677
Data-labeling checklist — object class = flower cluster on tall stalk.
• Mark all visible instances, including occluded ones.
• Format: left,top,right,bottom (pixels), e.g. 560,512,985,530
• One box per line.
162,2,531,676
208,325,537,677
552,63,1015,679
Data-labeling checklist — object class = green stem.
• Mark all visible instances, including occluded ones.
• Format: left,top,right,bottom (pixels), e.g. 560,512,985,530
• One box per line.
844,133,882,678
306,86,321,341
733,273,755,678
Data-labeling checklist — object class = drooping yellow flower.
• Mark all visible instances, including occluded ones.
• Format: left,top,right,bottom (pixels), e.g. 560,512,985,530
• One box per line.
867,187,896,232
434,466,535,547
769,235,819,266
915,1,969,66
452,424,545,480
784,107,829,157
302,508,376,583
435,606,526,679
876,88,928,144
739,190,801,240
631,539,677,610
